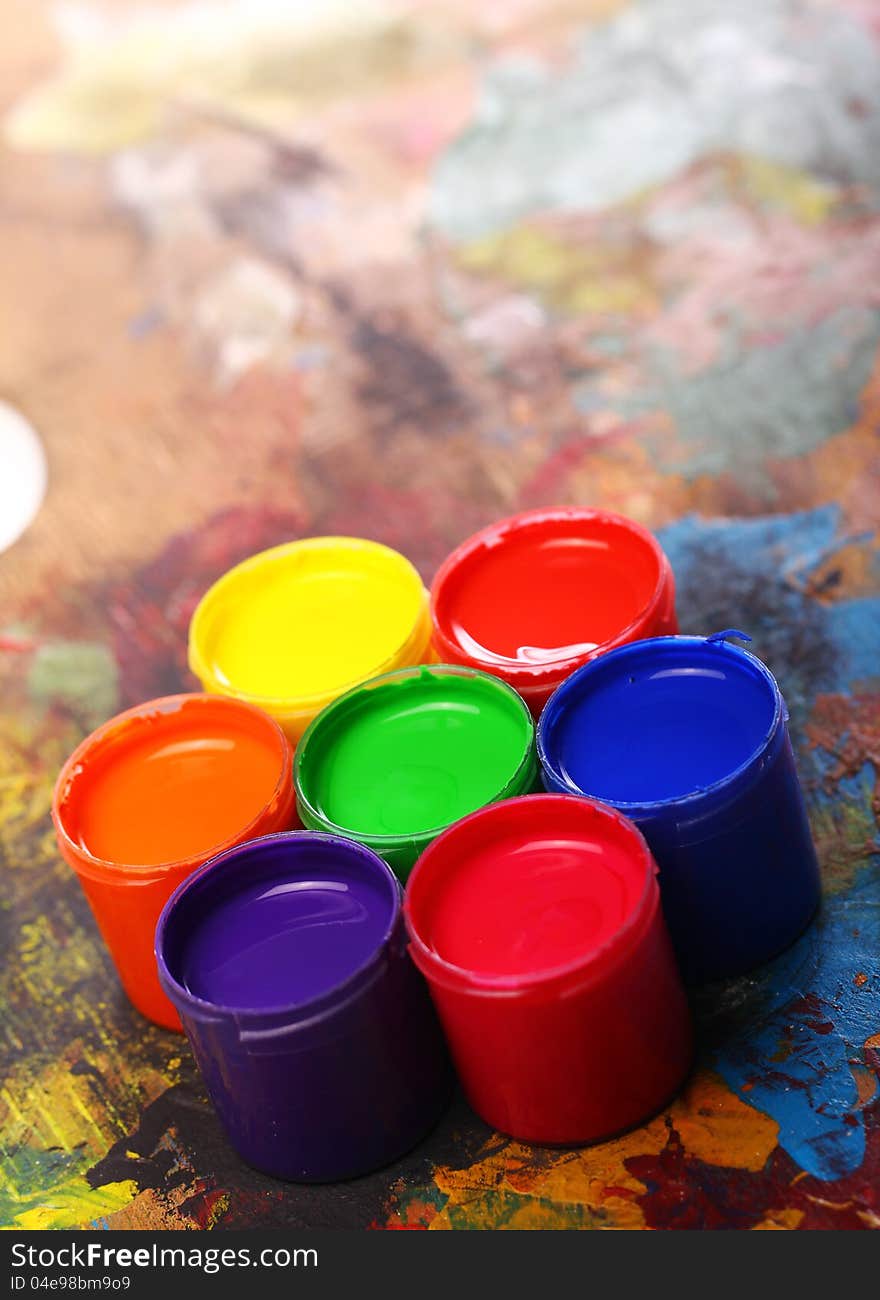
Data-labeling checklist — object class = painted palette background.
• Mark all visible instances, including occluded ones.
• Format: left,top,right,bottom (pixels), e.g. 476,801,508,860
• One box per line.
1,0,878,1230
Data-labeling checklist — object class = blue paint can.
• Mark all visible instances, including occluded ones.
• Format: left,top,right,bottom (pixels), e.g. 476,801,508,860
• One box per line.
537,632,822,981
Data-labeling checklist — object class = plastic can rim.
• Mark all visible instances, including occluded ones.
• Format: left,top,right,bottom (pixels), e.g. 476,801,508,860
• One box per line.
188,536,432,718
429,507,673,687
403,793,660,996
52,693,294,884
294,663,537,851
155,830,403,1027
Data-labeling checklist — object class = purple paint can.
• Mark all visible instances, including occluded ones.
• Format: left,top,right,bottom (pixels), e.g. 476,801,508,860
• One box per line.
155,831,453,1182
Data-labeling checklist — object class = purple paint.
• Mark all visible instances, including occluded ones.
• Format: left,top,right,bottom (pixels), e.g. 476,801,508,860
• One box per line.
156,832,452,1182
178,867,391,1010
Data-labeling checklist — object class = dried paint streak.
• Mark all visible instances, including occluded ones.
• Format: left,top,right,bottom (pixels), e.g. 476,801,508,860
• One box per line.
398,1092,880,1231
385,1075,779,1230
458,226,658,317
706,883,879,1181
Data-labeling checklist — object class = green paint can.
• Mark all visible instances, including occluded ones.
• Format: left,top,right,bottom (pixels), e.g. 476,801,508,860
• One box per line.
295,664,537,880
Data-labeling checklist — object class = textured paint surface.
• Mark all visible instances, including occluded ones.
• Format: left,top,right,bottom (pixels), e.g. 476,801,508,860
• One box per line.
300,670,531,836
0,0,878,1230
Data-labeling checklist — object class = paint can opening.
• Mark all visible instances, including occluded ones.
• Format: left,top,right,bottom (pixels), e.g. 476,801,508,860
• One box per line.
188,537,432,738
538,635,783,811
52,693,294,878
294,664,536,873
405,794,657,993
157,832,401,1020
430,508,674,696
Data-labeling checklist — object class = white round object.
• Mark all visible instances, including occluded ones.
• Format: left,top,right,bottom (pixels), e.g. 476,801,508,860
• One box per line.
0,402,48,554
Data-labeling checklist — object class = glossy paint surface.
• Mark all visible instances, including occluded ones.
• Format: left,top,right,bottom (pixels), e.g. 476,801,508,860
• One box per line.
179,855,392,1010
405,796,691,1143
188,538,431,732
432,509,666,672
426,825,645,978
299,667,532,838
71,710,285,867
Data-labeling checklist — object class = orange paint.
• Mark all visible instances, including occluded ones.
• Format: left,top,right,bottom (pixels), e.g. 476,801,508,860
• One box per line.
72,717,285,866
53,695,296,1030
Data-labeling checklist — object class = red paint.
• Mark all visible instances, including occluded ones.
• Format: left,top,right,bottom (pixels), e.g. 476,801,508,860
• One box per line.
430,508,677,714
404,795,692,1145
53,694,296,1030
428,817,646,978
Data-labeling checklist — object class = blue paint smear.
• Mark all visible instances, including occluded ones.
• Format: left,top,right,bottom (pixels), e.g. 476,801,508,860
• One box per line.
709,856,879,1181
657,508,880,1180
827,598,880,687
659,507,880,695
659,506,842,586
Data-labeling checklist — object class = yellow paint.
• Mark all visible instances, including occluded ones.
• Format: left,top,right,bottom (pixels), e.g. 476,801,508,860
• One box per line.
421,1071,778,1230
671,1072,779,1171
101,1186,198,1231
459,226,656,317
752,1207,805,1230
1,1044,173,1231
188,537,431,739
736,156,837,227
3,0,466,155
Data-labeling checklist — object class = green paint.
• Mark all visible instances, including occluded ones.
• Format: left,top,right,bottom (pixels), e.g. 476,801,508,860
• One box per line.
295,665,536,879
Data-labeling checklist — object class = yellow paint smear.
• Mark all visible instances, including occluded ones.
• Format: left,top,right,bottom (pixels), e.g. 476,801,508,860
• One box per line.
460,226,656,317
6,1182,138,1232
737,156,837,227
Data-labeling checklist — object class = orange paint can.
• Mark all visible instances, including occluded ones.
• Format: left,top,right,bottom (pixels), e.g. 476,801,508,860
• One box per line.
52,694,296,1029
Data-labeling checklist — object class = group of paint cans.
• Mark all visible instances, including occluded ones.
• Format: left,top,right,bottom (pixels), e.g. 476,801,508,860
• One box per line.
52,508,822,1182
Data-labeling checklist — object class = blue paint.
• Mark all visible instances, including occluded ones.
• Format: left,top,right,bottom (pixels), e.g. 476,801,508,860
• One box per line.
659,506,842,590
538,635,821,981
827,598,880,687
648,508,879,1179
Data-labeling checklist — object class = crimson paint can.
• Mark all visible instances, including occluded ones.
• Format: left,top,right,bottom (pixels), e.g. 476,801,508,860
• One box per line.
430,508,677,715
404,795,692,1145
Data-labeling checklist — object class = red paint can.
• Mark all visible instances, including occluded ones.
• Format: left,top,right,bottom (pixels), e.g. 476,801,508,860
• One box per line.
404,794,692,1144
430,507,677,714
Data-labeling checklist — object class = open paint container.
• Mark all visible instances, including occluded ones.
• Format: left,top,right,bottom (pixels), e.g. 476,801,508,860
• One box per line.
538,633,822,981
404,794,692,1145
430,507,677,715
156,832,453,1182
295,664,537,880
188,537,433,740
52,694,296,1029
